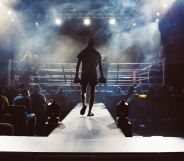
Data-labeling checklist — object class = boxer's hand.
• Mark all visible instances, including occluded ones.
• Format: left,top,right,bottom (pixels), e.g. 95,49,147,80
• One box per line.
98,76,106,83
74,76,81,83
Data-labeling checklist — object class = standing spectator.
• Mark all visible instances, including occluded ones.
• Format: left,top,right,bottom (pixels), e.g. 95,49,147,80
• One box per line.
20,52,33,85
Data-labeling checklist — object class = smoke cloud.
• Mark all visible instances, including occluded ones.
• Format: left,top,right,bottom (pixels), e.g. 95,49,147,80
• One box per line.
0,0,176,62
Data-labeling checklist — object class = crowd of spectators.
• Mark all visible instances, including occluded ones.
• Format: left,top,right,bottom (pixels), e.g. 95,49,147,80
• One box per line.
106,84,184,136
1,81,184,136
0,83,72,136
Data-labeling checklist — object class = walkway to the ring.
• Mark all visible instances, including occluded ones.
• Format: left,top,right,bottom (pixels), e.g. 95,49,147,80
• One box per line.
42,103,125,152
0,103,184,154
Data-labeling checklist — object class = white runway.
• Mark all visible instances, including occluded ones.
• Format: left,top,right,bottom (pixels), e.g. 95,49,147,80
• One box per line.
0,103,184,153
41,103,125,152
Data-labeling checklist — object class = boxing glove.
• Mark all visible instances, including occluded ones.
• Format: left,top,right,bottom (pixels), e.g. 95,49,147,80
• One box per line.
98,76,106,83
74,77,81,83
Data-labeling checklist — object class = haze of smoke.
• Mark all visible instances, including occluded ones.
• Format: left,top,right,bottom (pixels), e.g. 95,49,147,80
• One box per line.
0,0,176,63
99,0,174,62
0,2,24,59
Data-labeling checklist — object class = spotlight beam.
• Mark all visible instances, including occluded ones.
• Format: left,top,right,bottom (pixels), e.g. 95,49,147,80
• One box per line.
83,18,91,26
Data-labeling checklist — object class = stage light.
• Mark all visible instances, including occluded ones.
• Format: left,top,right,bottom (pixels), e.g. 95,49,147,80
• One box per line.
116,100,129,117
55,18,62,26
156,12,160,16
133,23,136,27
163,3,168,9
125,102,128,106
109,18,116,25
8,10,12,15
83,18,91,26
156,19,160,23
35,22,39,26
48,101,52,106
11,18,14,22
0,2,2,6
138,94,147,99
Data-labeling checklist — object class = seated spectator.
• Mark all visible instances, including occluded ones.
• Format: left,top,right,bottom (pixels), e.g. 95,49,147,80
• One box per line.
0,94,9,114
0,87,11,123
30,84,47,136
0,86,9,109
13,89,31,113
13,88,36,135
6,85,18,105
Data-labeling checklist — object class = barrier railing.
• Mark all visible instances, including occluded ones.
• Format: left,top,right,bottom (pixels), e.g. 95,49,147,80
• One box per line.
10,59,164,89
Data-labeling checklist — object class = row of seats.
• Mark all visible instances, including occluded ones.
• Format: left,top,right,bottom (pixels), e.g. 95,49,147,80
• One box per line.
0,105,36,136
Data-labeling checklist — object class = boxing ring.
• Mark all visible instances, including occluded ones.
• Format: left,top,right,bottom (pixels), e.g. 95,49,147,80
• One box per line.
9,59,165,92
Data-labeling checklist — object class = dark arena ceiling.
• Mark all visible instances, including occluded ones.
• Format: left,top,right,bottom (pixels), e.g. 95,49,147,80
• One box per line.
0,0,184,62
